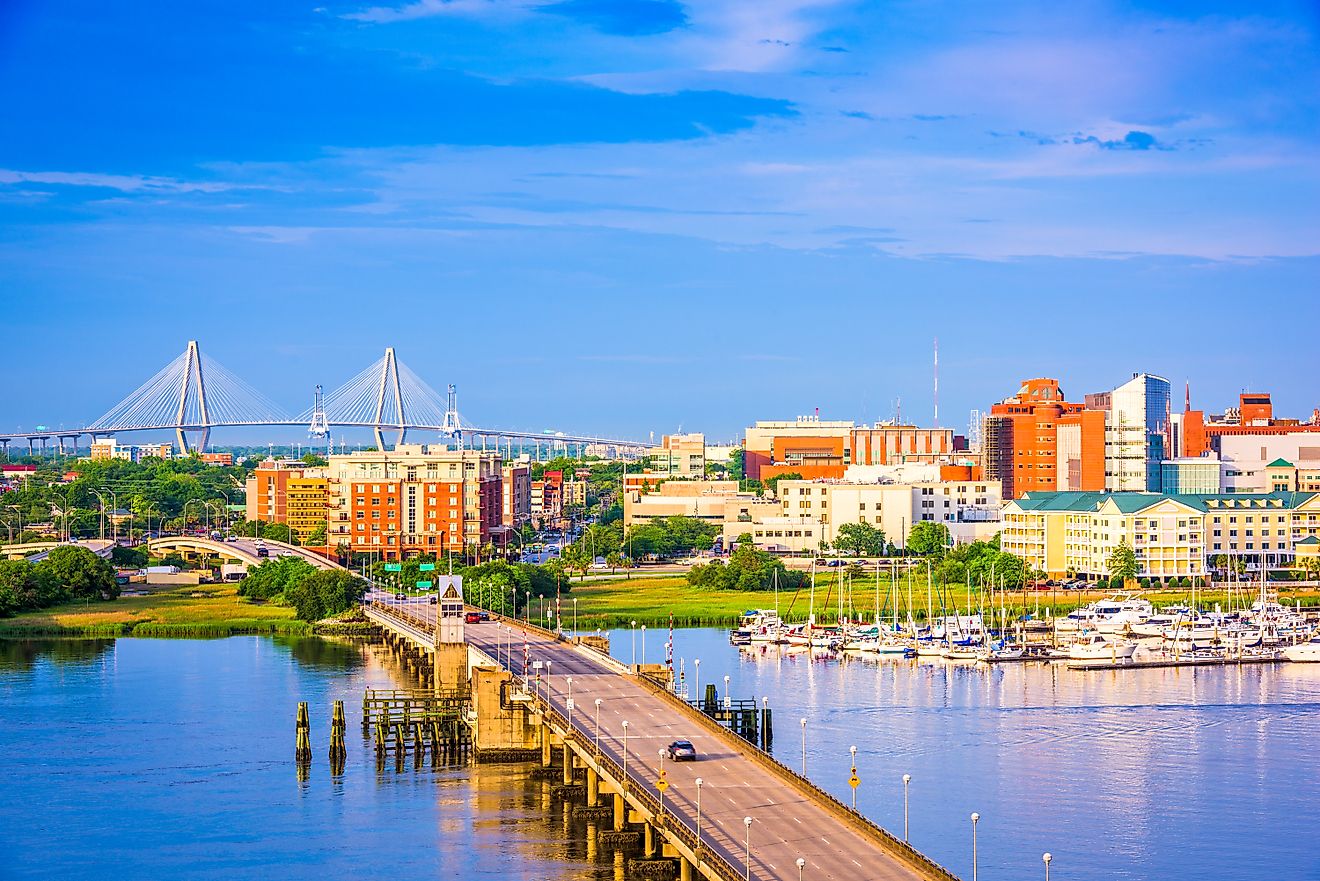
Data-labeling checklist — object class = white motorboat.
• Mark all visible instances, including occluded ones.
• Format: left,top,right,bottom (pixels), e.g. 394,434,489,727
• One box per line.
1067,631,1138,666
732,609,784,643
1284,637,1320,662
1056,596,1153,635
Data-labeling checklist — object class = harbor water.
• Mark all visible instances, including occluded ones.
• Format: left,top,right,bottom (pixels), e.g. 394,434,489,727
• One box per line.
3,630,1320,880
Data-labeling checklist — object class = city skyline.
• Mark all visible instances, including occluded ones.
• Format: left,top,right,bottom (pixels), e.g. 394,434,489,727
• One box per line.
2,1,1318,438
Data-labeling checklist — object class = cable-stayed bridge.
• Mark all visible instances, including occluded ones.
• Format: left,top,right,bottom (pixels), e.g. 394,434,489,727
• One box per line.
1,341,647,456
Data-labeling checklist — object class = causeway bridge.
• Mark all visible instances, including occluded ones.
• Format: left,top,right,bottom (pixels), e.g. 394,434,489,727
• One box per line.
147,536,344,570
363,596,960,881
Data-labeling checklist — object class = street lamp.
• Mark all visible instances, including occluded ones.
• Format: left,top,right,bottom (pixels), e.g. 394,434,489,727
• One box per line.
657,747,667,817
970,812,980,881
796,857,806,881
630,620,637,669
743,816,753,881
566,676,573,715
902,774,912,842
594,699,603,753
694,658,701,706
573,597,578,637
641,624,647,665
723,674,730,710
800,717,808,776
1043,852,1052,881
849,745,858,809
695,777,703,844
621,720,630,791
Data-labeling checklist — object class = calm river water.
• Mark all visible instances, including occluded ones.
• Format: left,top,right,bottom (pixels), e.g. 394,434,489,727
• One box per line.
2,630,1319,880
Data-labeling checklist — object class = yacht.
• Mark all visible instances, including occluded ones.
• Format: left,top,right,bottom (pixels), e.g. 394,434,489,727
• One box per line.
1283,636,1320,662
1067,631,1139,666
1056,596,1153,635
732,609,784,644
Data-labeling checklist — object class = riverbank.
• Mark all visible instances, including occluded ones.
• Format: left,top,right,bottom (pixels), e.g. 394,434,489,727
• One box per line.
0,584,311,637
563,574,1320,629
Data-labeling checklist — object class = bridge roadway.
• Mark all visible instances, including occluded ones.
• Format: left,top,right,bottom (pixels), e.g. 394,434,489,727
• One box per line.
392,598,955,881
147,536,344,570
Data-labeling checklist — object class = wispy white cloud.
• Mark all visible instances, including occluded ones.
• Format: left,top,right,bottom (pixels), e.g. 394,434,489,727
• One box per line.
0,169,279,194
343,0,535,24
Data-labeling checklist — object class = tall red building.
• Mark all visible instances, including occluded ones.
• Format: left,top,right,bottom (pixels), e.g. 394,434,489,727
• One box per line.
985,378,1105,498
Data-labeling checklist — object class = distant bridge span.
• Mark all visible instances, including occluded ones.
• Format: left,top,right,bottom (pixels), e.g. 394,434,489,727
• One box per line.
1,340,649,455
148,536,344,571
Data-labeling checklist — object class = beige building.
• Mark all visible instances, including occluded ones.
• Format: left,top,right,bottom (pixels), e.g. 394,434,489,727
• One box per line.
89,439,136,461
623,480,741,528
648,433,706,478
562,479,588,508
502,465,531,527
1002,490,1320,580
776,478,1002,549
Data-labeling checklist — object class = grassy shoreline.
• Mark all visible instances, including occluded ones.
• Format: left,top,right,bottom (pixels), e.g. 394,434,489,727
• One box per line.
558,574,1320,629
0,584,311,638
6,573,1318,638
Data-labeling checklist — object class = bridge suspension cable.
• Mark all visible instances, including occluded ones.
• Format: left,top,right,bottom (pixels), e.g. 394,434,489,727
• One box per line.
298,347,466,448
87,340,290,451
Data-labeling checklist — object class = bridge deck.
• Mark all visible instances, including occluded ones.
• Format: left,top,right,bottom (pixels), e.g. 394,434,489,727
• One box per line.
388,600,956,881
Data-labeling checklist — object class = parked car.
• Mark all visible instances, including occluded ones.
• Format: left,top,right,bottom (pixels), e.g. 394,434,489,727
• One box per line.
666,740,698,762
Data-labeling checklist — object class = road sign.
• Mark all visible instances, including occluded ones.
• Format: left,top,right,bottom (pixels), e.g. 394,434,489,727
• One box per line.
383,563,402,572
416,581,433,589
532,661,543,670
566,698,574,712
849,774,860,789
419,563,436,572
656,777,669,793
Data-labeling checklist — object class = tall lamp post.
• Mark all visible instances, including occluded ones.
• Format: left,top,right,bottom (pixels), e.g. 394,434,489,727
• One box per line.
849,745,858,809
694,777,703,844
1043,853,1052,881
902,774,912,842
970,812,980,881
630,620,637,669
594,699,602,753
743,816,753,881
694,658,701,705
800,718,808,776
796,857,805,881
573,597,578,637
641,624,647,665
621,720,630,791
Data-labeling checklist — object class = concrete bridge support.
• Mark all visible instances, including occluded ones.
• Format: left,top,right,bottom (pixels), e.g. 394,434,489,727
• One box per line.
434,642,468,693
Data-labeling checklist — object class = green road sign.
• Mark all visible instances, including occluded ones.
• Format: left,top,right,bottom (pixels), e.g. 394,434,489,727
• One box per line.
416,581,433,589
419,563,436,572
383,563,402,572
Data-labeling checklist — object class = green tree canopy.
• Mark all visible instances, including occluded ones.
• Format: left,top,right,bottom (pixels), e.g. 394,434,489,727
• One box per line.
42,546,119,600
765,472,803,497
1107,541,1138,581
237,556,317,601
286,570,368,621
906,521,951,557
833,521,886,557
688,544,808,592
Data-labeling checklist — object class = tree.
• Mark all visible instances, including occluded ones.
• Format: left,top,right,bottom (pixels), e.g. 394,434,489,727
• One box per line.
833,522,886,557
305,523,327,546
237,556,317,601
765,472,803,497
110,545,149,568
907,522,951,557
261,522,294,544
727,449,745,481
1107,541,1138,583
0,559,65,615
41,546,119,600
464,561,530,613
286,570,367,621
688,544,807,592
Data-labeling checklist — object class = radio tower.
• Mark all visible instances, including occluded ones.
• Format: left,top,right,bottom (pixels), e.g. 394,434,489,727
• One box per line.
933,337,940,428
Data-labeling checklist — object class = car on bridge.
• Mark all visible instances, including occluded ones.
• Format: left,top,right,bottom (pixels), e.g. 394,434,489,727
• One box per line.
666,739,697,762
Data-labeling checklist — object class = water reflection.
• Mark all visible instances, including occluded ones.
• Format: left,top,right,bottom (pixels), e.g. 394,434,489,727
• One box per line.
274,634,367,671
0,637,115,672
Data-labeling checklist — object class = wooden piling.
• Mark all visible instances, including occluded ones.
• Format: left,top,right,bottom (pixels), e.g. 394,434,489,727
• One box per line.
329,699,347,769
295,701,312,764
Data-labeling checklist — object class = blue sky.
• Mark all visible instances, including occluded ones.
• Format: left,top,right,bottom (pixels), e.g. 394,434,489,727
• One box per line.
1,0,1318,444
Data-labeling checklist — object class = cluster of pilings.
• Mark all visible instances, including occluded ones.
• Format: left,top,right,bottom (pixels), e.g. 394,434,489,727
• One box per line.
294,699,350,780
695,683,773,751
362,688,471,770
377,628,435,689
534,734,692,881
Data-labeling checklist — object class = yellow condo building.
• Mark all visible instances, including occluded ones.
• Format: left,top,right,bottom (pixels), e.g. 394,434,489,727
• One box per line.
1002,491,1320,580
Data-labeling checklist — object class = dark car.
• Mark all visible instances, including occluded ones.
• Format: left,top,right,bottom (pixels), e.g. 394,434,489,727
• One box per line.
666,740,697,761
428,596,438,605
478,611,491,621
395,592,407,600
